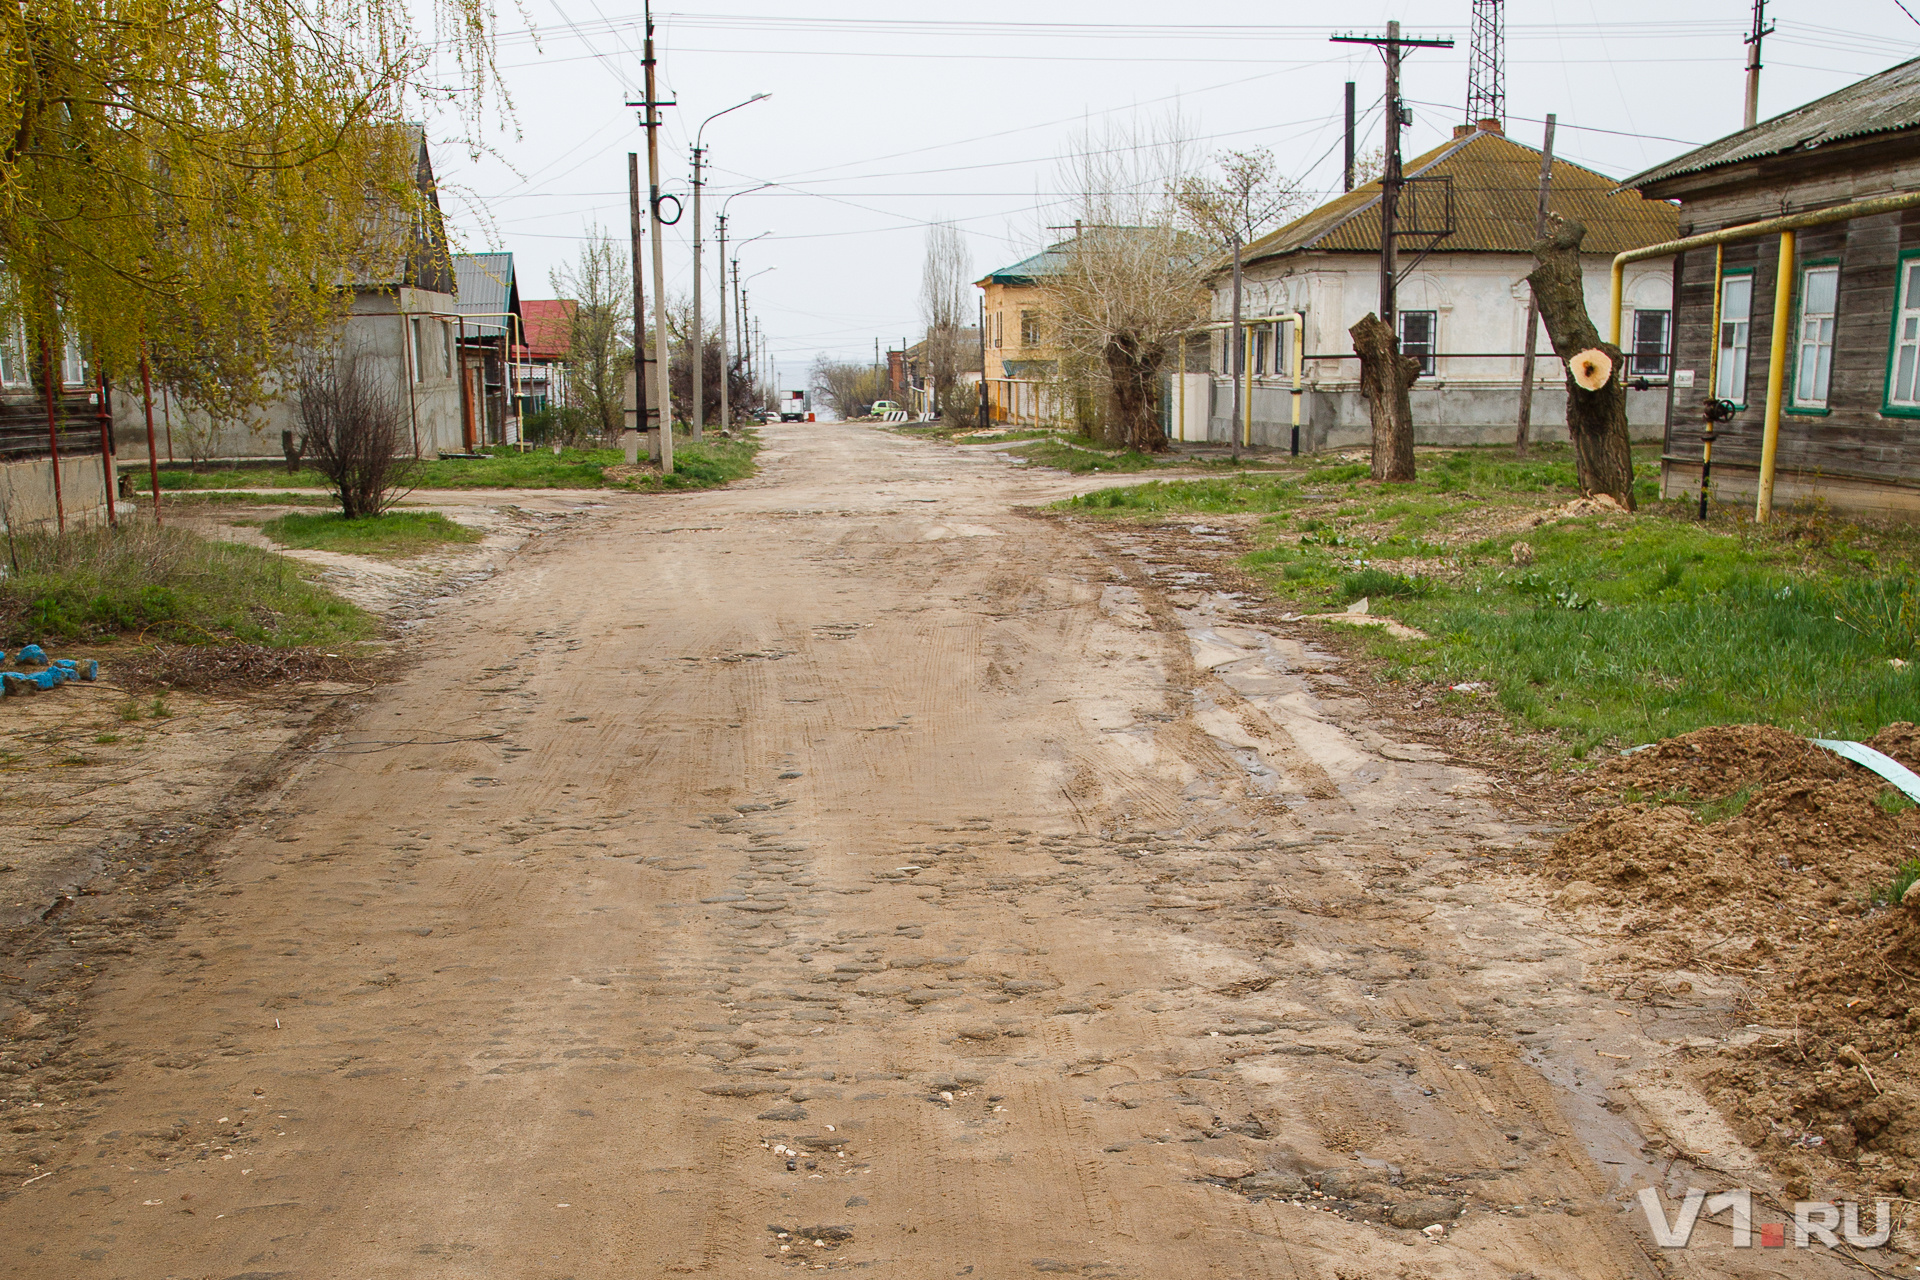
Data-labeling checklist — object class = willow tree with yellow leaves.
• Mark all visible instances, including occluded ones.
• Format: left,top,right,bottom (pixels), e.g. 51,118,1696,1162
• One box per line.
0,0,506,420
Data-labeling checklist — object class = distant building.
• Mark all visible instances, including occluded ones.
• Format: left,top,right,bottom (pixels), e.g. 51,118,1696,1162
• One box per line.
1624,56,1920,516
516,299,576,418
452,252,524,448
1197,122,1679,449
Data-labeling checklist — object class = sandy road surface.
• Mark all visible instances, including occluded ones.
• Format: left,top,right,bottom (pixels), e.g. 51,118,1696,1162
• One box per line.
0,425,1858,1277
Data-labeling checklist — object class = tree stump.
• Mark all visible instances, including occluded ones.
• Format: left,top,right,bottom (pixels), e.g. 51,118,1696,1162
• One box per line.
1526,215,1636,510
1349,313,1419,482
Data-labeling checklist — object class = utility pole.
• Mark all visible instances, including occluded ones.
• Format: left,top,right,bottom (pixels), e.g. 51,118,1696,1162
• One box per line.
1332,22,1455,334
627,0,675,474
716,213,729,432
627,153,649,463
733,259,745,398
1743,0,1773,129
1229,234,1243,461
691,96,769,442
1343,81,1357,193
1515,113,1556,458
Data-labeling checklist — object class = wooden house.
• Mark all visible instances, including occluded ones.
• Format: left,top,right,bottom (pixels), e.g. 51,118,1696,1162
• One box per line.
1624,57,1920,516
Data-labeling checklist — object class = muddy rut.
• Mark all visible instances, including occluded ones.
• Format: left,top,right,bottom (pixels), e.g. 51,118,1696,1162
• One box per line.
0,426,1857,1278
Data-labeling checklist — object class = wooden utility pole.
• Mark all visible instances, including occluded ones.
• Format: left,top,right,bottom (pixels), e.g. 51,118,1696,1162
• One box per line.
627,152,649,463
1331,22,1453,482
1515,113,1556,457
1743,0,1773,130
1229,233,1243,462
1343,81,1356,192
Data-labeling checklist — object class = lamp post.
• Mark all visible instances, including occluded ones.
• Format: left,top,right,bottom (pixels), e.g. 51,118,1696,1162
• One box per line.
691,96,770,440
742,265,776,411
715,206,769,431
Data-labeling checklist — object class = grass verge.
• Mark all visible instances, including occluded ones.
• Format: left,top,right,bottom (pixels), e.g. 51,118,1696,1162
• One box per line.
1005,439,1174,474
261,511,483,558
1060,443,1920,755
0,524,376,647
156,431,761,492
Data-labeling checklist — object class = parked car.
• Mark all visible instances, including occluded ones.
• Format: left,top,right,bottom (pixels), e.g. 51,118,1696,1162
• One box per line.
868,400,902,417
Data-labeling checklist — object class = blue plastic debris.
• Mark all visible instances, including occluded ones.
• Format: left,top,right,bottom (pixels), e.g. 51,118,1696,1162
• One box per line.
1812,739,1920,804
15,644,46,666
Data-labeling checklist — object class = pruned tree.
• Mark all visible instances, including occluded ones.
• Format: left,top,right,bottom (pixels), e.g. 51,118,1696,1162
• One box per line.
920,222,973,424
296,349,415,518
1042,120,1210,452
2,0,505,410
1527,214,1636,509
1350,314,1420,482
550,229,633,441
1172,147,1302,247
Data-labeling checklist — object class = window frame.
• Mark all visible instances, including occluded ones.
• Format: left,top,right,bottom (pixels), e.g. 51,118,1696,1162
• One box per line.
1883,247,1920,418
1786,257,1840,416
1714,267,1756,409
1629,308,1672,379
1398,309,1437,377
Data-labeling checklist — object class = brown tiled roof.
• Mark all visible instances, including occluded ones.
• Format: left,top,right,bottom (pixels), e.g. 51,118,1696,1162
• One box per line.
520,299,575,360
1242,128,1678,269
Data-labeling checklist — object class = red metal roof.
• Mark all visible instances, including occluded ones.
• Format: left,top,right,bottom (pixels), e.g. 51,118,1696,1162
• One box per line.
519,299,575,360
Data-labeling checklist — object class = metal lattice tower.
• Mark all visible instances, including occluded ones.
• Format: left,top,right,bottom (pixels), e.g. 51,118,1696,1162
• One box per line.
1465,0,1505,127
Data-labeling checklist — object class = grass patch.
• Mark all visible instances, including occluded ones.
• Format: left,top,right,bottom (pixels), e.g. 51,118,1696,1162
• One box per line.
1870,855,1920,907
1876,787,1918,816
156,431,761,492
0,524,375,647
261,511,482,558
1006,439,1172,474
1058,442,1920,756
617,433,761,491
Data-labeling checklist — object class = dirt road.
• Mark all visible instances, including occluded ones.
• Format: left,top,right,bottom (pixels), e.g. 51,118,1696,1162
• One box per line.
0,425,1865,1277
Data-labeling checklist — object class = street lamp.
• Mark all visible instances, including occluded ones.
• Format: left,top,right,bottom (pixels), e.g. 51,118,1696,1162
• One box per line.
740,265,776,397
730,235,771,412
742,266,777,411
715,188,770,430
691,95,770,440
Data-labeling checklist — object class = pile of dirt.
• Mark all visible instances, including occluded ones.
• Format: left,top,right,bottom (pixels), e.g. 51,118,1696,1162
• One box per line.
1576,723,1853,801
1541,722,1920,1199
1700,897,1920,1199
117,643,380,693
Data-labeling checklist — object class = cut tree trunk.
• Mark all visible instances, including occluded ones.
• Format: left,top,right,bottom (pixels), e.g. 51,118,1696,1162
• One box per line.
1349,313,1419,482
1526,214,1636,510
1105,334,1167,453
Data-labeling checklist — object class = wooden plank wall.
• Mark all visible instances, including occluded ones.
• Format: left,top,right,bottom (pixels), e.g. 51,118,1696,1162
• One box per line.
1667,209,1920,485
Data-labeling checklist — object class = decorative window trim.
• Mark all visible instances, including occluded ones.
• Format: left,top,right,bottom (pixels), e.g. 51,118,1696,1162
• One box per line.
1785,257,1840,416
1881,247,1920,418
1715,268,1756,410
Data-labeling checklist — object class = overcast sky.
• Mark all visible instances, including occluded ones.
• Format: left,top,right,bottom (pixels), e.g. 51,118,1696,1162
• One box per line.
426,1,1920,388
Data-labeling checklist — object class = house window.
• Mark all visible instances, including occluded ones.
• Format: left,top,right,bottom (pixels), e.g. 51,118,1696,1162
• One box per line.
1630,310,1670,377
441,321,454,377
0,323,26,387
1250,328,1268,376
60,335,85,386
1715,273,1753,405
409,318,426,384
1889,256,1920,409
1792,264,1838,410
1398,310,1436,376
1020,310,1041,347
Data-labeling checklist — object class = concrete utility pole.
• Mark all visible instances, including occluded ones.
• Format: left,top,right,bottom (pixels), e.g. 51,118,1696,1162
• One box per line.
691,95,769,442
1332,22,1454,334
627,0,675,474
1743,0,1774,130
1515,113,1556,458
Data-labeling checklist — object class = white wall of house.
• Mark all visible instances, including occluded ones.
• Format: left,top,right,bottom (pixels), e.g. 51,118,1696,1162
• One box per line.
1200,251,1674,448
